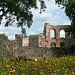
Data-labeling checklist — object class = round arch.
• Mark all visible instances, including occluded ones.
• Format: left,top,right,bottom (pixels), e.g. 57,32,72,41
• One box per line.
50,42,56,47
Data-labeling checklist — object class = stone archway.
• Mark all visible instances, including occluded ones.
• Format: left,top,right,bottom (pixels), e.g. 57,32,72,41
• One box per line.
50,42,56,47
43,23,71,47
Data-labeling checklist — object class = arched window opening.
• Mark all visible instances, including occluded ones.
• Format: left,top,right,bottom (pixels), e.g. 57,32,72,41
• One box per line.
60,42,65,47
50,29,56,38
50,42,56,47
60,29,65,38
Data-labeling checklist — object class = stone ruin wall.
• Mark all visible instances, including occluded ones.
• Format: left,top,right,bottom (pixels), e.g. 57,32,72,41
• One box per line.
15,23,75,48
43,23,72,47
0,38,75,59
0,23,75,59
0,39,54,58
22,36,29,46
0,39,19,58
29,36,39,47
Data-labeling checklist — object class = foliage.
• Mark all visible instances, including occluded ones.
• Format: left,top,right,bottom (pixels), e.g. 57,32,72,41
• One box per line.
0,0,37,35
0,0,37,26
60,42,65,47
0,0,46,35
0,34,8,39
0,0,75,37
50,45,75,57
55,0,75,38
0,56,75,75
64,44,75,55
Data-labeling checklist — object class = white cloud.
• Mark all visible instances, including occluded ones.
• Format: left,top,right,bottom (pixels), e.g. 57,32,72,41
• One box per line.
34,12,52,21
32,0,70,25
29,31,35,35
0,0,71,40
0,23,21,40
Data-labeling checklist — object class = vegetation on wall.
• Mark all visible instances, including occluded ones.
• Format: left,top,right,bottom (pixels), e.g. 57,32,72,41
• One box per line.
55,0,75,38
0,34,8,39
0,0,75,37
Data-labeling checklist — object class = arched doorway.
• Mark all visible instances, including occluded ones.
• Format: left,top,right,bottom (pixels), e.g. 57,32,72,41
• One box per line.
50,42,56,47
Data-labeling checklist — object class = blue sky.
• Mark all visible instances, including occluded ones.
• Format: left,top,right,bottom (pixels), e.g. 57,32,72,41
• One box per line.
0,0,71,40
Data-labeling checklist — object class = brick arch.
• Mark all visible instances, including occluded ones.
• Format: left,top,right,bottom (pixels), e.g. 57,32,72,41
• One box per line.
50,42,56,47
43,23,71,47
59,28,65,31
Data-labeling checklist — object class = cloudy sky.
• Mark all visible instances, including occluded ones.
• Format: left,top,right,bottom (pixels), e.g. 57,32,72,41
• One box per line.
0,0,71,40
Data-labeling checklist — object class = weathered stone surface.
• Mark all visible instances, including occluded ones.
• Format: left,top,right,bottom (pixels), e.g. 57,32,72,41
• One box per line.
15,23,75,48
0,39,75,59
0,39,53,58
0,23,75,59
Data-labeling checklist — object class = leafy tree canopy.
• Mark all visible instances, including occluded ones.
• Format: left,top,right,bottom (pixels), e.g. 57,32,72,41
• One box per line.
0,0,36,35
0,0,46,35
55,0,75,38
0,0,75,38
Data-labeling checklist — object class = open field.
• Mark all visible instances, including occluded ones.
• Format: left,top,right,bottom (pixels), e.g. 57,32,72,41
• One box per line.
0,56,75,75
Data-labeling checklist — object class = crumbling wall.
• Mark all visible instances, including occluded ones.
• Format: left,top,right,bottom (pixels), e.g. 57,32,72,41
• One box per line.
0,39,53,58
0,39,19,58
0,38,75,59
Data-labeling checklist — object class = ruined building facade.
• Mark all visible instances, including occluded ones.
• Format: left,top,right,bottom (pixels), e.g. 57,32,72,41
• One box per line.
15,23,75,48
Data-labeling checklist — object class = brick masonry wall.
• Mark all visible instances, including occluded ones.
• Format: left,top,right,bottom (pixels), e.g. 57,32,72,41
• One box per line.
0,39,19,58
0,39,75,59
0,39,54,59
17,47,53,58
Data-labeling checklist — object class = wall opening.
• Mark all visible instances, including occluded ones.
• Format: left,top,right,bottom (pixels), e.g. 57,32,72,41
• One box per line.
60,29,65,38
50,29,56,39
50,42,56,47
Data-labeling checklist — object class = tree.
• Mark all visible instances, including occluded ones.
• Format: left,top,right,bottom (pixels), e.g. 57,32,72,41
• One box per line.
0,0,37,35
0,0,46,36
0,0,75,38
55,0,75,38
